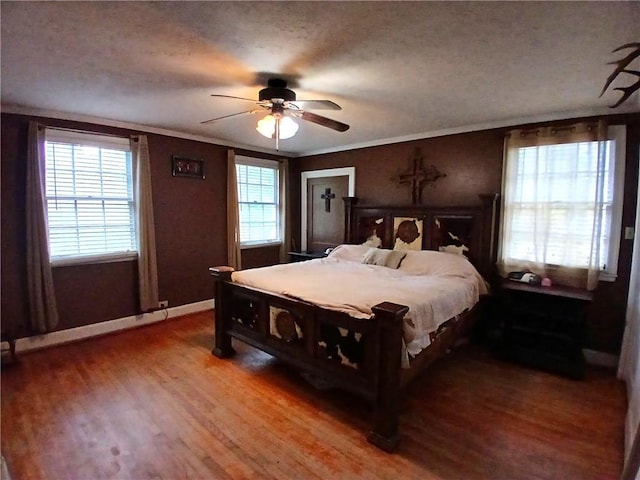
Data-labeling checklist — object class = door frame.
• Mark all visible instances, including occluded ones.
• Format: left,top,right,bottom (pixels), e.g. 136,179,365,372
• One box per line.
301,167,355,251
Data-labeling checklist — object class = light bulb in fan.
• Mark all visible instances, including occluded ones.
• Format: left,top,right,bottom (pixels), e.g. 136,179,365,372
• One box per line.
278,116,299,139
256,114,276,138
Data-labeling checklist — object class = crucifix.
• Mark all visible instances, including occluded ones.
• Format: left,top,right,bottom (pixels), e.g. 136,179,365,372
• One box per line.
397,149,446,205
320,188,336,212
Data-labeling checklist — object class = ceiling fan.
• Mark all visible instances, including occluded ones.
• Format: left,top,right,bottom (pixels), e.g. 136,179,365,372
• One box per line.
202,78,350,150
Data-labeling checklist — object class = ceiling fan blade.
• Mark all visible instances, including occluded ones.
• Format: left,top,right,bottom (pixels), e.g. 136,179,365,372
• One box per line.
210,94,258,102
201,110,256,125
299,111,350,132
289,100,342,111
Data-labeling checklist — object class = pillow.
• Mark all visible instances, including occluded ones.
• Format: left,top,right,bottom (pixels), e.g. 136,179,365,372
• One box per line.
399,249,477,277
362,248,406,269
398,249,490,295
326,244,371,262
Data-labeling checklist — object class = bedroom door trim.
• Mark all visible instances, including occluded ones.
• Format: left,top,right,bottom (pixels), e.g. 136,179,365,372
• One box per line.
301,167,355,251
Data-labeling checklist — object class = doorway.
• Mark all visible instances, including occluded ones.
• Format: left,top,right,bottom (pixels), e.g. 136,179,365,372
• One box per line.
301,167,355,252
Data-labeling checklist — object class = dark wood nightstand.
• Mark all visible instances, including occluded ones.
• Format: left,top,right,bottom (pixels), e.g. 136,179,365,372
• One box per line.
499,280,593,379
288,251,328,262
1,329,18,365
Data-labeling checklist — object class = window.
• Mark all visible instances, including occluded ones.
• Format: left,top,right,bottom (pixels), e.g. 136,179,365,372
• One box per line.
500,124,626,283
44,129,136,265
235,156,281,247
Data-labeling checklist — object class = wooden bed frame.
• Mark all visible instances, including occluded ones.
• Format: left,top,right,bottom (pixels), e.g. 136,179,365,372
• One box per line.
210,194,499,451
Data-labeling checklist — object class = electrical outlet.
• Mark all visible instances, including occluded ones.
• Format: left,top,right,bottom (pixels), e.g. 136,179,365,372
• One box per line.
158,300,169,309
625,227,635,240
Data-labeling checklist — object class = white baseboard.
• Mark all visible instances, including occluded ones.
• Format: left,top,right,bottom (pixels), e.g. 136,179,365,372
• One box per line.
584,348,619,368
5,298,214,354
4,305,621,371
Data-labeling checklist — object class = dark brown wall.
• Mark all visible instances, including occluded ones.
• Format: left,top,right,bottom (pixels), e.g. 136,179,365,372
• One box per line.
242,245,281,268
590,116,640,352
294,113,640,354
0,113,278,337
290,129,505,243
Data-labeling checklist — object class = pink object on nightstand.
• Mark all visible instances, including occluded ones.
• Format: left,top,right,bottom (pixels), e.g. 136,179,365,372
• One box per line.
541,277,552,287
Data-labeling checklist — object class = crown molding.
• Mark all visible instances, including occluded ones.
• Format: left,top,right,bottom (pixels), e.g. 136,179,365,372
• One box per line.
3,103,638,159
0,104,294,157
299,105,640,157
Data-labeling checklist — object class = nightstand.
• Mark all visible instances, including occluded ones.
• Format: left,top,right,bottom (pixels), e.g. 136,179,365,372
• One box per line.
1,328,18,365
288,251,328,262
499,280,593,379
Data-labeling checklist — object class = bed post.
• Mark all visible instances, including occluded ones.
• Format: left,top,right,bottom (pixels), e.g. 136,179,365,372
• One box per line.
343,196,358,244
478,193,500,283
368,301,410,452
209,266,236,358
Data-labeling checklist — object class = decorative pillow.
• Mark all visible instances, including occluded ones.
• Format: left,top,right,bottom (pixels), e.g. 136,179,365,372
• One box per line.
327,244,371,262
362,248,407,269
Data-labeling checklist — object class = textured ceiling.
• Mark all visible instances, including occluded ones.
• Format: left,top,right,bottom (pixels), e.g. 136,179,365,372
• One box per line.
1,1,639,156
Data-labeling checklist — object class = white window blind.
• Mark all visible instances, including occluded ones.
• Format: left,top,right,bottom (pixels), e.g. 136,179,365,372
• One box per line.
44,129,136,263
235,158,280,246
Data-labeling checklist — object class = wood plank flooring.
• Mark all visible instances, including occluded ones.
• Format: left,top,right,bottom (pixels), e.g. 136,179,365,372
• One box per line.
1,311,627,480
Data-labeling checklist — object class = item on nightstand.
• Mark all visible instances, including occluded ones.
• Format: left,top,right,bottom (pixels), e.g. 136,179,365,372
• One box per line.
541,277,552,287
507,271,542,285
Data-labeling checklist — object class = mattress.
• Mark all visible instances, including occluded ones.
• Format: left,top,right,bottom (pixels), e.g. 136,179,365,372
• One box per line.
231,244,489,367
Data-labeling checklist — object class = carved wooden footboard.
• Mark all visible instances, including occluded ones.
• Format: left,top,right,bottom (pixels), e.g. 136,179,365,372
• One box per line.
210,267,409,451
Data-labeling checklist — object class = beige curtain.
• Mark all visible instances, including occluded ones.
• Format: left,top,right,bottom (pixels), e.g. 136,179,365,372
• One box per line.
618,162,640,474
227,149,242,269
25,121,59,333
498,121,608,290
131,135,159,312
278,158,291,263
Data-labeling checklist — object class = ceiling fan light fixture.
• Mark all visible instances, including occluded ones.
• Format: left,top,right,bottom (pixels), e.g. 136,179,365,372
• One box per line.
256,113,299,140
208,78,348,150
256,114,276,138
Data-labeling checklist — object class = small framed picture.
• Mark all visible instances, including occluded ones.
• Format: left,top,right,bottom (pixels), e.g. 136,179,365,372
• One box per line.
171,155,205,179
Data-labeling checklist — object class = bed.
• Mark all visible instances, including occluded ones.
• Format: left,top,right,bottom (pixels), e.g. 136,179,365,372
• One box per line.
210,194,499,451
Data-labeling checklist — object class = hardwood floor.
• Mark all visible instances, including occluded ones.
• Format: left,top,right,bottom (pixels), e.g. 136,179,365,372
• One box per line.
1,311,626,480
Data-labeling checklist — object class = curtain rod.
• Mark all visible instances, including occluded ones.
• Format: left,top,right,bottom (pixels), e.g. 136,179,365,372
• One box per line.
506,120,602,138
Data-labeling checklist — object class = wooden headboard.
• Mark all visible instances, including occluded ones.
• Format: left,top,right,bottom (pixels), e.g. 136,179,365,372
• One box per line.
343,195,500,282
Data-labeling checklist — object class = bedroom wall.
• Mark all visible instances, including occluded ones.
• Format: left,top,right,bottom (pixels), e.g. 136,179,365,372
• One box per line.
2,111,638,354
0,112,280,338
293,113,640,354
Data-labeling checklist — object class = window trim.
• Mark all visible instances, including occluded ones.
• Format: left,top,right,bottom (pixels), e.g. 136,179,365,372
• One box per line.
239,240,282,250
235,155,282,249
44,128,137,266
600,124,626,281
51,251,137,268
45,129,130,152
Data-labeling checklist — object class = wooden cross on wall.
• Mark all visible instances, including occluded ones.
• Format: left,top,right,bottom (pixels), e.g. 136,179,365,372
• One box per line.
320,188,336,212
397,149,446,205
